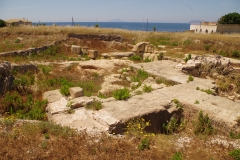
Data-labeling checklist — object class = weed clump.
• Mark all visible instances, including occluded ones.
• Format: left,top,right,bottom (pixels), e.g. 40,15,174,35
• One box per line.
184,54,192,62
143,85,153,93
113,88,130,100
229,149,240,160
129,55,142,62
193,110,214,135
187,75,194,83
86,100,103,110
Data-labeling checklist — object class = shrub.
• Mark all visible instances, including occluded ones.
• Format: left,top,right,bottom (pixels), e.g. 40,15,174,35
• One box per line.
157,52,164,60
232,50,240,58
230,131,240,139
125,117,151,136
171,152,183,160
193,110,214,135
184,54,192,62
113,88,130,100
156,77,174,86
129,55,142,61
138,138,150,150
183,39,191,45
204,45,211,51
229,149,240,160
187,75,194,83
144,58,151,63
194,100,200,104
40,65,52,75
201,89,215,95
131,69,149,84
86,100,103,110
143,85,153,93
15,39,21,43
0,19,6,28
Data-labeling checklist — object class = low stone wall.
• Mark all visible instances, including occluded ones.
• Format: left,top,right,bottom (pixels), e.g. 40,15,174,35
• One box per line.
217,24,240,33
68,34,122,42
0,39,67,57
0,61,39,95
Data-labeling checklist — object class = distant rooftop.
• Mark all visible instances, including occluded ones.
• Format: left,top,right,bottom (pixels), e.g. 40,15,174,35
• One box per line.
5,19,32,23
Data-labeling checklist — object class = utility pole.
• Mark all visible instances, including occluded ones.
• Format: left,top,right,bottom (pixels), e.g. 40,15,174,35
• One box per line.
72,17,74,26
146,18,148,32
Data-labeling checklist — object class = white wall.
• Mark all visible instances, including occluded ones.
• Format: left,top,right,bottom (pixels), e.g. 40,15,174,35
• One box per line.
190,24,217,34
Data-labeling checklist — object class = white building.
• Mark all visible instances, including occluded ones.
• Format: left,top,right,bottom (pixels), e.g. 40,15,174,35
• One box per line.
190,22,217,34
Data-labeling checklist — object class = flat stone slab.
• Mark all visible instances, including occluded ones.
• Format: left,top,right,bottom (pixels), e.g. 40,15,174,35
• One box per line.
43,89,63,103
131,60,189,84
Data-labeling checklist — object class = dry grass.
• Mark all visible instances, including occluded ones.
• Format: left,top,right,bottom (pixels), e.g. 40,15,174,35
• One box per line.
0,117,236,160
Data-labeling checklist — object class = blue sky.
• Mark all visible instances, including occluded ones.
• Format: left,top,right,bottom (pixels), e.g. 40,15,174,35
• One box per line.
0,0,239,23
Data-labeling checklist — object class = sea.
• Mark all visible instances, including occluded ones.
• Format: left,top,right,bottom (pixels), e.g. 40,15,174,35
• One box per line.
37,22,190,32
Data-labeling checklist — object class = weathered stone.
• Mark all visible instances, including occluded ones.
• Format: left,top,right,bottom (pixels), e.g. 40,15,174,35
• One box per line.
132,42,149,56
81,47,89,54
46,97,68,114
69,87,84,98
69,96,94,109
71,45,81,54
0,61,14,95
43,89,63,103
88,50,98,59
143,53,151,60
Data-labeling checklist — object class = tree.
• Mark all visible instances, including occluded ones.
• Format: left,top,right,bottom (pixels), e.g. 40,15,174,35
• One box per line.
95,24,99,28
0,19,6,28
153,26,156,32
218,12,240,24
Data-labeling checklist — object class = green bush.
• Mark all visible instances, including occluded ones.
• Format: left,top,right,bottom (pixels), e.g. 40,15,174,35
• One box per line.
86,100,103,110
143,85,153,93
201,89,214,95
229,149,240,160
129,55,142,61
183,39,191,45
193,110,214,135
171,152,183,160
138,138,150,150
113,88,130,100
204,45,211,51
184,54,192,62
232,50,240,58
131,69,149,84
144,58,151,63
157,52,164,60
15,39,21,43
187,75,194,83
0,92,47,120
40,65,52,75
0,19,6,28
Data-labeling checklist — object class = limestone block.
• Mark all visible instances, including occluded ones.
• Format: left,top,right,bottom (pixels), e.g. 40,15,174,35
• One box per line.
69,97,94,109
148,54,157,61
143,53,151,60
81,47,89,54
71,45,81,54
132,42,149,55
46,97,68,115
88,50,98,59
43,89,63,103
69,87,84,98
64,44,71,52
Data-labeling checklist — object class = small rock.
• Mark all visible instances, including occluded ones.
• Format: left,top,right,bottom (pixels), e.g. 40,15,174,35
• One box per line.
88,50,98,59
69,87,84,98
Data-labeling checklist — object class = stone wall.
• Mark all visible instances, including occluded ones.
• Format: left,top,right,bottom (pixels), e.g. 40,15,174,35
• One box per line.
217,24,240,33
0,61,39,95
68,34,122,42
0,39,67,57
